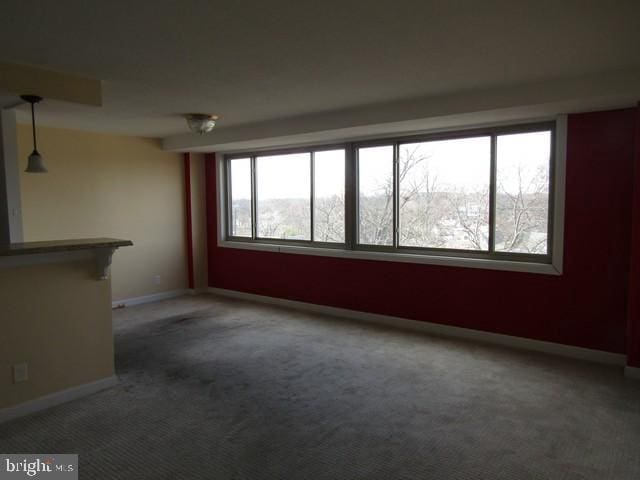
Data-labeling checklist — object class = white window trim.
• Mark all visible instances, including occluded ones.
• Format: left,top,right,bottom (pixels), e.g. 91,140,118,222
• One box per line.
216,116,566,276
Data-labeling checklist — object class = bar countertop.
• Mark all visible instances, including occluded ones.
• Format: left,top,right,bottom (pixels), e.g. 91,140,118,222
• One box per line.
0,238,133,257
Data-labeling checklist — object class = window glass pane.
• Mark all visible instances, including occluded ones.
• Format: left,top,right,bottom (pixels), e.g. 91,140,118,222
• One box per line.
314,149,345,243
495,131,551,254
256,152,311,240
358,145,394,246
229,158,252,237
399,137,490,250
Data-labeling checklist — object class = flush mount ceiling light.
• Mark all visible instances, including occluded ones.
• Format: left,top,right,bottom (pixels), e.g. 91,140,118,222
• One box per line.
185,113,218,135
21,94,47,173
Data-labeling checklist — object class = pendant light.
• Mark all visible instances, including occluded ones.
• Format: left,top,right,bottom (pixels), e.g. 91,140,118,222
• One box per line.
21,95,47,173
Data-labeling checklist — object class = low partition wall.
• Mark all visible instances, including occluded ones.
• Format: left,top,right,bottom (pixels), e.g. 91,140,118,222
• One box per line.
0,238,131,420
0,259,114,414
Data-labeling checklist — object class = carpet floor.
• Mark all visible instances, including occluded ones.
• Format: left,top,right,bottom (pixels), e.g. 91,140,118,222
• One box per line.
1,294,639,479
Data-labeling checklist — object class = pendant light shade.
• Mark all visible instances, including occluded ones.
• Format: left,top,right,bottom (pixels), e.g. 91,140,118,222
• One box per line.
26,149,47,173
21,95,47,173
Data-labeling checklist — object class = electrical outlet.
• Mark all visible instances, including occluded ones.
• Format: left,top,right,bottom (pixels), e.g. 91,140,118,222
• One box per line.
13,363,28,383
153,275,161,285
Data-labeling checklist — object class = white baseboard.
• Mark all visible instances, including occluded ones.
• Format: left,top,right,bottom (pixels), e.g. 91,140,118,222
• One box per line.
188,288,208,296
625,366,640,380
208,287,626,367
112,289,190,308
0,375,119,424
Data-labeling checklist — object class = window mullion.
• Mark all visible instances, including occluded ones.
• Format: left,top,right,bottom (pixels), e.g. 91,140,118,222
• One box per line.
251,156,257,240
345,143,356,250
488,135,497,253
393,142,399,249
225,158,232,238
310,152,315,242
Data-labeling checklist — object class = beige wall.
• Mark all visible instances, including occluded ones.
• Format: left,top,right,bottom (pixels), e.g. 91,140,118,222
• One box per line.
0,260,114,409
2,127,209,412
17,125,189,300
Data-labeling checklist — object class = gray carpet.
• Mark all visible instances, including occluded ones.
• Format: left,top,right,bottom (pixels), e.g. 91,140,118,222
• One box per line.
1,294,640,479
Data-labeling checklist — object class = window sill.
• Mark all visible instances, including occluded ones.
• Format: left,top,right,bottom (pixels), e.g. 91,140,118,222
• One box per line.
218,240,561,275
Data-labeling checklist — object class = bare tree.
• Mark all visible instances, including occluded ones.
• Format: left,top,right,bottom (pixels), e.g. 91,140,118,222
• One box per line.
359,145,439,245
231,200,252,236
449,187,490,250
314,194,345,242
236,147,549,253
495,164,548,253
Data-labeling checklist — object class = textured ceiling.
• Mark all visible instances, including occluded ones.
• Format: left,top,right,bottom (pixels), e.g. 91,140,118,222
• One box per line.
1,0,639,138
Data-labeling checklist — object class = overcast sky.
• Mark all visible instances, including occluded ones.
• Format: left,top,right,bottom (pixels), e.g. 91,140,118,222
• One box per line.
229,131,551,200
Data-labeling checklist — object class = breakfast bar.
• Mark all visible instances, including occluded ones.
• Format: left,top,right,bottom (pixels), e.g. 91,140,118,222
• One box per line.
0,237,132,419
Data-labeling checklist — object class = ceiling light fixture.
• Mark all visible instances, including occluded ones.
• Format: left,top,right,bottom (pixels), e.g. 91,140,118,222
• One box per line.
21,94,47,173
185,113,218,135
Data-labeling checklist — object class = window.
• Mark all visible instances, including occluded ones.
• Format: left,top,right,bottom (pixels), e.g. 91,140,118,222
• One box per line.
227,148,346,244
223,121,557,270
358,145,394,246
314,149,346,243
397,137,491,250
495,131,551,254
229,158,251,237
257,153,311,240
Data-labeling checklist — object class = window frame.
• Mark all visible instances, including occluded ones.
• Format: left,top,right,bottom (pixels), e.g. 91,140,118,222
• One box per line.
220,118,565,275
226,156,252,238
225,143,349,249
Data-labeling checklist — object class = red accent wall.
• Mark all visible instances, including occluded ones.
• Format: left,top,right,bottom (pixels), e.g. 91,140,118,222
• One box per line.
627,104,640,367
205,108,637,355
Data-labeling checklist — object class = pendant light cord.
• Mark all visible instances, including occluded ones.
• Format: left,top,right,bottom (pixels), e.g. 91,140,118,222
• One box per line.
31,101,37,151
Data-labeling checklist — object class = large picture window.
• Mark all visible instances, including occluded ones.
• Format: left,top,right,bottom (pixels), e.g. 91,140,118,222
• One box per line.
224,121,557,267
226,148,346,245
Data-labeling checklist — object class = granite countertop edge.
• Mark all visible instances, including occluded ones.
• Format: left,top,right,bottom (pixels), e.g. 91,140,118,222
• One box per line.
0,238,134,256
